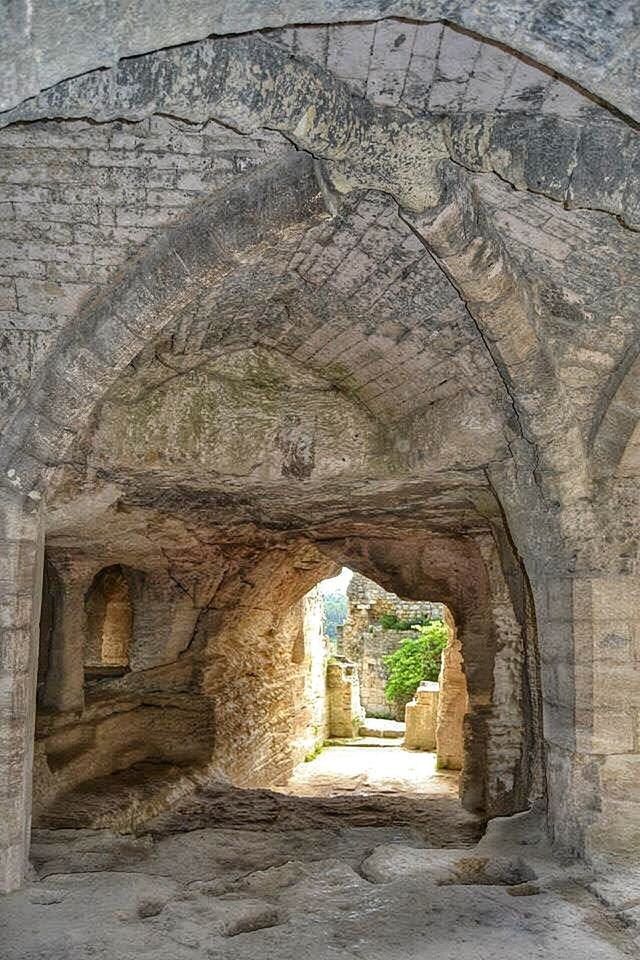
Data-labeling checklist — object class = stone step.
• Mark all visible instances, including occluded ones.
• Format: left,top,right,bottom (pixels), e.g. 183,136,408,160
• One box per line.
358,718,406,738
325,736,402,747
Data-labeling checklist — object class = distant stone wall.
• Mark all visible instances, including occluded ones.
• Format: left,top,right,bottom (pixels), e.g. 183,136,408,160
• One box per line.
344,573,443,628
339,572,443,718
356,626,418,719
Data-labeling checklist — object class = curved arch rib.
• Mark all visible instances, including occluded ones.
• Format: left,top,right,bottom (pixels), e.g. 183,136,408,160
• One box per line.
0,152,330,498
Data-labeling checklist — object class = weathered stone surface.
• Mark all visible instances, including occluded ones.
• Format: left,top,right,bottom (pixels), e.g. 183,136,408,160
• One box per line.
360,842,535,886
2,2,639,121
2,798,637,959
436,610,467,770
327,658,364,738
405,682,440,750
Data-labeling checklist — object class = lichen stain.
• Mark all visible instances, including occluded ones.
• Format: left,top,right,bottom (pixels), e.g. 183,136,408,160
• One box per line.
276,414,316,480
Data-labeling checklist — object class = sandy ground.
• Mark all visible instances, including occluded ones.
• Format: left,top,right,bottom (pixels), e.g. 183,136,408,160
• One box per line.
278,741,457,798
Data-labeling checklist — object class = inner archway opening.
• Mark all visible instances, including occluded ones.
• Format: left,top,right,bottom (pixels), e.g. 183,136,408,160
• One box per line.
278,567,469,814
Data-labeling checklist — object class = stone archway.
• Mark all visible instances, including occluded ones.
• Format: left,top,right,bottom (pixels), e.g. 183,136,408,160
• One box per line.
318,532,542,819
0,10,637,898
0,153,329,891
3,2,638,123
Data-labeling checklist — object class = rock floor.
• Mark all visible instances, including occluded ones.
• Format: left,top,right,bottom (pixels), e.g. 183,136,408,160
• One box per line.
2,746,639,959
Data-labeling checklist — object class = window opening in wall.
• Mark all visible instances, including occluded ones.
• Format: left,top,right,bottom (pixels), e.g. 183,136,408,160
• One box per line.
318,565,351,652
84,565,133,679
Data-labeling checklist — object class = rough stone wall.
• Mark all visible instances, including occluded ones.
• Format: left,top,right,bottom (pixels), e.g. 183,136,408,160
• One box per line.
436,610,467,770
0,117,289,424
353,626,421,719
0,495,42,893
534,570,640,862
329,535,537,819
31,550,212,819
3,2,637,121
405,681,439,750
270,20,599,119
292,587,330,758
340,572,442,717
193,546,336,791
344,571,444,628
579,576,640,860
31,545,331,821
475,536,535,814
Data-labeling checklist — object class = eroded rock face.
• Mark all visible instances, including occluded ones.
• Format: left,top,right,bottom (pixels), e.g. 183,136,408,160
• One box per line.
32,544,334,824
0,4,638,895
436,611,467,770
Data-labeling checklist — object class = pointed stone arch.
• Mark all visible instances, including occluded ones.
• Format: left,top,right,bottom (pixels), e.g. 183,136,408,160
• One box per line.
0,153,328,891
591,351,640,480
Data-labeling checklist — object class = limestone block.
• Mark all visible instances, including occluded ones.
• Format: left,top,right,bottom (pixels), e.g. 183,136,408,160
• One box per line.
327,658,364,739
361,843,535,886
404,681,439,751
600,754,640,804
592,711,635,754
436,619,467,770
587,797,640,861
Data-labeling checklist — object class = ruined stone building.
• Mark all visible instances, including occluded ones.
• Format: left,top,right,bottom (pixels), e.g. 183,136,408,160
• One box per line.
339,571,442,717
0,1,639,957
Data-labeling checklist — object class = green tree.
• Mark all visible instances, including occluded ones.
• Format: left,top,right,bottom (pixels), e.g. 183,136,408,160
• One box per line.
322,590,347,640
378,612,431,631
383,620,449,710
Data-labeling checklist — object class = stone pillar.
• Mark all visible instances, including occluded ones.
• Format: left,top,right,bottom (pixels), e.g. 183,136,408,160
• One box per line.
533,571,640,862
536,575,583,856
39,557,92,714
436,611,467,769
303,589,329,746
327,658,364,738
576,575,640,862
404,681,439,750
0,493,44,893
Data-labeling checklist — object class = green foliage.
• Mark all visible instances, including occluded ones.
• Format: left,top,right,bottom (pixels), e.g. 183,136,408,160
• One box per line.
322,590,347,640
378,612,432,631
383,620,449,708
304,742,324,762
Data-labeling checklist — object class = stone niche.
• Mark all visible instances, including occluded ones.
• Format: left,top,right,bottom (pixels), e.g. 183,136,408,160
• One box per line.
84,565,133,675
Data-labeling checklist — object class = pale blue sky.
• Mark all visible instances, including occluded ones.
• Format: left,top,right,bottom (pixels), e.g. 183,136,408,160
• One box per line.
317,566,352,595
